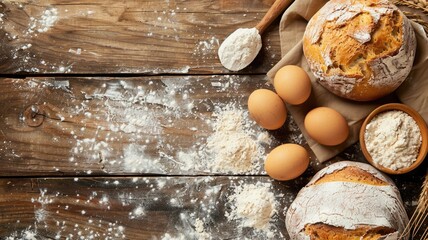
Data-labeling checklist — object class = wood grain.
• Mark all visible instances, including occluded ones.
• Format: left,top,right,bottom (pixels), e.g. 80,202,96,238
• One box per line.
0,176,297,239
0,76,306,176
0,174,426,239
0,0,282,75
1,0,427,238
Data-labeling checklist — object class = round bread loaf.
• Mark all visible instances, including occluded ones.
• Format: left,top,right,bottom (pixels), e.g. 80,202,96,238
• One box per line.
303,0,416,101
286,161,409,240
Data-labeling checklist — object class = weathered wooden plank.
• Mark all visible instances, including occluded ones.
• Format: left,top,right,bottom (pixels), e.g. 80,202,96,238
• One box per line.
0,0,282,74
0,76,306,176
0,174,425,239
0,176,294,239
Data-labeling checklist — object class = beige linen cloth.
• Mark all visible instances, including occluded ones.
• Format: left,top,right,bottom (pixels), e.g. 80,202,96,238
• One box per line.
267,0,428,162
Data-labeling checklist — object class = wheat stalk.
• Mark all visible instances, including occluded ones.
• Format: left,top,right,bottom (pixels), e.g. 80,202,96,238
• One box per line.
392,0,428,35
416,174,428,240
400,172,428,239
391,2,428,236
393,0,428,13
403,10,428,34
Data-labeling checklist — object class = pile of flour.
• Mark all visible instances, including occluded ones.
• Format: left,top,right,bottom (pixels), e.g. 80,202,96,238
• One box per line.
207,106,265,173
176,104,272,174
226,183,278,238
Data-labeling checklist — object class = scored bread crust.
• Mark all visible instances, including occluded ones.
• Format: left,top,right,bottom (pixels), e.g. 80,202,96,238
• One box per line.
303,0,416,101
285,161,409,240
305,224,398,240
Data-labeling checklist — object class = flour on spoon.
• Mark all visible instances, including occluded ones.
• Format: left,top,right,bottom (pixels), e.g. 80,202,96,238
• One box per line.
218,28,262,71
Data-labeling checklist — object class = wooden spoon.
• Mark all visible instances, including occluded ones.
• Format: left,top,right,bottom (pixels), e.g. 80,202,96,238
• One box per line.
218,0,294,71
256,0,294,35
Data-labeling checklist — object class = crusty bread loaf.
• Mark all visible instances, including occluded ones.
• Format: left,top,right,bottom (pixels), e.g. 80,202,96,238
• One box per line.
286,161,409,240
305,224,396,240
303,0,416,101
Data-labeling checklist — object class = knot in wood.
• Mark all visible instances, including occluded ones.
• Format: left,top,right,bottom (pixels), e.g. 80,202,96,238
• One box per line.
24,105,45,127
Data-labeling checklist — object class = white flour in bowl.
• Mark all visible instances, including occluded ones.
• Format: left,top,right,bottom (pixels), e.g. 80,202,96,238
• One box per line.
364,110,422,170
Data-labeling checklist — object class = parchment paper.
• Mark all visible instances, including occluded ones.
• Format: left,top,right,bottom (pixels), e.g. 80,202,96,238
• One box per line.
267,0,428,162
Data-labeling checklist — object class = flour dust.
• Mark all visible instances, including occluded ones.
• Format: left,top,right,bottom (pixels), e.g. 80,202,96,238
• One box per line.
13,75,273,175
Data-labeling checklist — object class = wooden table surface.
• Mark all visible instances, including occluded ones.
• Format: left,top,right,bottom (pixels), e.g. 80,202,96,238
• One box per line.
0,1,426,239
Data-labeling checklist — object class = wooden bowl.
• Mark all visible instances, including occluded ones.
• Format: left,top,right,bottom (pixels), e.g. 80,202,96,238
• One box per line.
359,103,428,174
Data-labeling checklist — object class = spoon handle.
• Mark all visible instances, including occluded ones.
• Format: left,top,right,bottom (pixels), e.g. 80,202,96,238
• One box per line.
255,0,294,35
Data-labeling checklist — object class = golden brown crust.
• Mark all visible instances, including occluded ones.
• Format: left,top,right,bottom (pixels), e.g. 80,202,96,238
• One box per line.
313,166,388,186
305,223,396,240
303,0,416,101
286,162,409,240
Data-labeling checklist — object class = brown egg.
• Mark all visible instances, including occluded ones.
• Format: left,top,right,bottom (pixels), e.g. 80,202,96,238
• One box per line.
265,144,309,181
274,65,312,105
304,107,349,146
248,89,287,130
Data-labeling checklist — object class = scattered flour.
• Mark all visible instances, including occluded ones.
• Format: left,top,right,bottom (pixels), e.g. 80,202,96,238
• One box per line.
194,37,220,58
69,48,82,55
0,3,291,239
2,6,70,73
176,104,271,174
5,228,38,240
35,208,48,223
226,182,277,237
38,8,59,32
161,233,186,240
70,138,111,164
26,8,58,34
99,195,110,205
22,230,37,240
12,68,272,176
122,144,165,173
194,218,210,240
6,77,281,238
198,37,219,52
364,110,422,170
6,176,286,239
129,206,145,219
30,188,53,224
207,106,263,173
218,28,262,71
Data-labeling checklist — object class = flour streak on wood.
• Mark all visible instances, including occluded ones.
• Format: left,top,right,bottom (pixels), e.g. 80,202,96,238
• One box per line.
0,176,300,239
0,0,281,74
0,76,306,176
1,0,426,239
0,174,423,239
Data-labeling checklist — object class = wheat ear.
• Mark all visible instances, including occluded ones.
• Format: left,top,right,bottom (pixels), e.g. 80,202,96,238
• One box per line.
400,172,428,239
393,0,428,13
